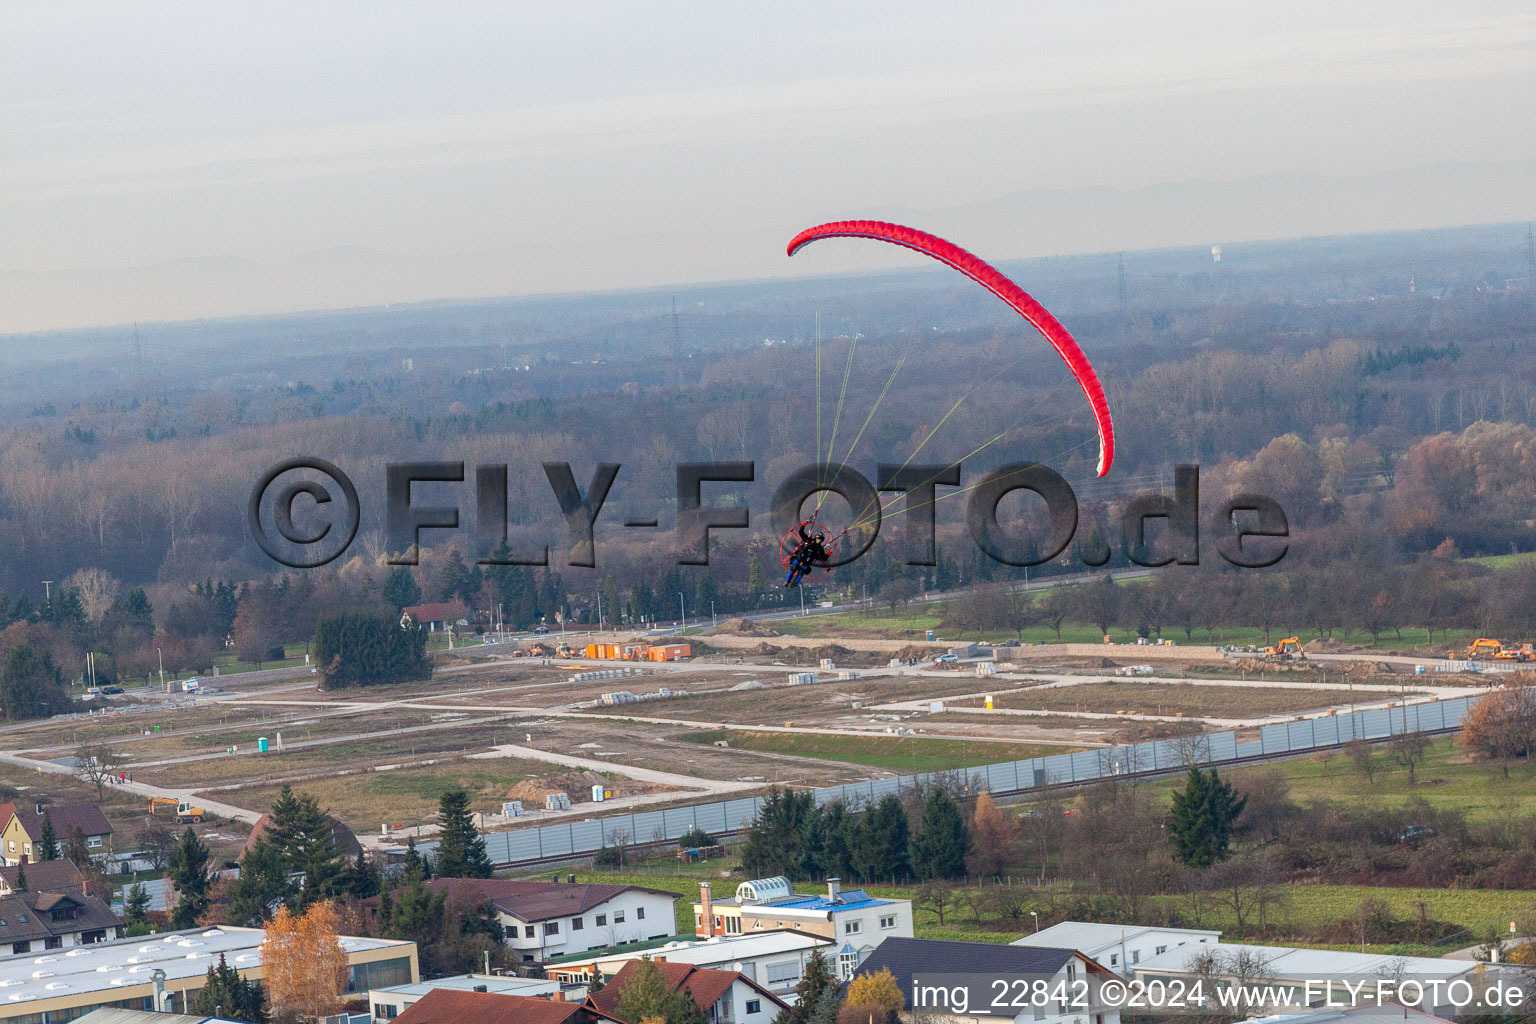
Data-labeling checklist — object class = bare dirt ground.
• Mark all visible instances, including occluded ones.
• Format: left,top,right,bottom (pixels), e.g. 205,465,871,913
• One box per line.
949,681,1409,718
0,635,1454,842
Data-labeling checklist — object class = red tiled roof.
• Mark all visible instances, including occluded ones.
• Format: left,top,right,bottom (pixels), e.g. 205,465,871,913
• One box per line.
365,878,677,924
402,600,468,624
586,959,786,1022
394,990,592,1024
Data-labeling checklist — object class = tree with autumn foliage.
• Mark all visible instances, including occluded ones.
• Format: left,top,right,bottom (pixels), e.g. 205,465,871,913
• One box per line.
1458,680,1536,778
965,790,1018,878
840,967,904,1024
260,901,348,1022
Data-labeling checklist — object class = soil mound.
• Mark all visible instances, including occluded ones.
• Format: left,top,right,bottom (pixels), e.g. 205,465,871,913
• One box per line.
717,618,780,637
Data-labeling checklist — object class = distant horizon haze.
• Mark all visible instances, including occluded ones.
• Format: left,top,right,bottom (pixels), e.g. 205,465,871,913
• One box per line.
3,2,1533,333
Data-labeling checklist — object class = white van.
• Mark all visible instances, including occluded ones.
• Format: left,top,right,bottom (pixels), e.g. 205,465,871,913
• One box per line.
182,678,200,693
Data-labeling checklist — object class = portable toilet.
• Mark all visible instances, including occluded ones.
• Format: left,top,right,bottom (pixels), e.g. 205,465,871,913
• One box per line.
591,785,606,803
257,737,270,753
984,695,994,710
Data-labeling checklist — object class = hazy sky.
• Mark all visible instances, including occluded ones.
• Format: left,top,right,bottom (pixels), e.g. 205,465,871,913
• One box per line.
3,1,1535,332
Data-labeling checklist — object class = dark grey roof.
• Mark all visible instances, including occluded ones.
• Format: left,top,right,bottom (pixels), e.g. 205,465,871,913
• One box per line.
12,803,113,840
0,858,85,895
0,890,120,943
857,937,1083,1003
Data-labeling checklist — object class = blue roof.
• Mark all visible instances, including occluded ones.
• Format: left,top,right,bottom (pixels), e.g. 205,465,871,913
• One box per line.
767,888,891,911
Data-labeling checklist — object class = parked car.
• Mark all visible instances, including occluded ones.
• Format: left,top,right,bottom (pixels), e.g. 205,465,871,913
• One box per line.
1396,824,1435,845
533,625,550,634
101,685,124,695
933,653,959,664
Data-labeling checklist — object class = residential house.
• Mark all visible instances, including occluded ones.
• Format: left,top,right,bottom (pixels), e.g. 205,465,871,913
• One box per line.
392,989,601,1024
369,973,560,1021
0,803,113,864
691,878,913,978
0,858,88,897
0,889,121,954
855,937,1120,1024
401,601,469,632
548,930,833,1003
1013,921,1220,976
362,878,677,963
585,958,788,1024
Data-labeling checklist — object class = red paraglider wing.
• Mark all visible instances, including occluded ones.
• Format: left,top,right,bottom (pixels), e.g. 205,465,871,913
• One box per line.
787,220,1115,477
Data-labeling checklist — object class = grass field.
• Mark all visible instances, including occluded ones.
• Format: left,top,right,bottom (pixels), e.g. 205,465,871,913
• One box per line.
1464,552,1536,570
959,681,1396,718
214,757,555,830
765,607,1473,650
677,729,1083,774
1225,735,1536,822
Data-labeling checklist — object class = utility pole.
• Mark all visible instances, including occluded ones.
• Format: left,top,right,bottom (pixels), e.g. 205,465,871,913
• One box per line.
678,593,686,630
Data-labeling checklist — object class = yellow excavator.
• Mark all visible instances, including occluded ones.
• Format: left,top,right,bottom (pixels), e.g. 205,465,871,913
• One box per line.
1495,642,1535,663
1466,638,1505,661
148,798,205,824
1264,636,1306,661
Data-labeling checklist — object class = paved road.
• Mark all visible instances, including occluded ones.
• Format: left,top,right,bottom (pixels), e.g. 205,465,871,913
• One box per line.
0,751,265,824
466,741,756,796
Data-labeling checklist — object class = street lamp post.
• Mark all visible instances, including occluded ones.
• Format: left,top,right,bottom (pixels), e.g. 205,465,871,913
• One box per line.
679,593,686,630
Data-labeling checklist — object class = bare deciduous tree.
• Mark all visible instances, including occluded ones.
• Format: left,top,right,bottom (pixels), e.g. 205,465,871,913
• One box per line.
72,741,126,799
64,568,119,623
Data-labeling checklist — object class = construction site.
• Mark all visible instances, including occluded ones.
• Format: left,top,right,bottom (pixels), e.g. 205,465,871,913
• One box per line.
0,611,1505,868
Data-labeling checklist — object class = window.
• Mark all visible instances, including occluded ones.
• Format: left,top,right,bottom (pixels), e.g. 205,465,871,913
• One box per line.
1109,954,1118,967
10,942,26,955
613,910,625,924
843,920,861,935
879,915,896,929
375,1005,399,1020
1155,945,1167,955
837,951,858,980
766,962,800,984
597,914,607,927
44,937,61,950
1034,1000,1046,1020
1131,950,1140,964
746,1000,761,1015
87,836,102,849
5,841,12,852
523,954,535,962
572,917,584,931
22,845,29,858
544,922,559,936
725,917,742,935
525,925,535,938
637,907,645,920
